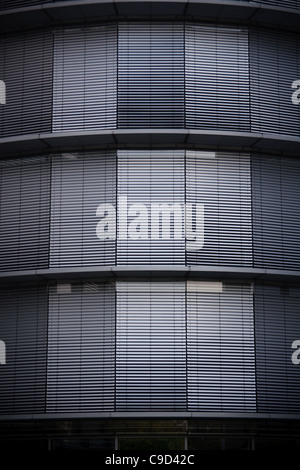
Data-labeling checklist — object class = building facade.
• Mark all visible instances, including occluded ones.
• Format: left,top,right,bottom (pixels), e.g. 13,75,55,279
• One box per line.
0,0,300,450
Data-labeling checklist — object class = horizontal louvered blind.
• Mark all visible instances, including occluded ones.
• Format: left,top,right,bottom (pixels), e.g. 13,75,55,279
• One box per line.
53,25,117,132
186,151,253,267
255,284,300,413
50,152,116,267
0,30,52,137
187,282,256,412
250,28,300,136
0,156,50,271
117,150,185,265
116,282,186,411
186,24,250,131
0,285,47,414
47,282,115,412
0,0,46,10
118,22,184,128
252,155,300,270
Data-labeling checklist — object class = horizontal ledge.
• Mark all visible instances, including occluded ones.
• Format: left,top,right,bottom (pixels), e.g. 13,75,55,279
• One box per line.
1,266,300,284
1,411,300,421
1,129,300,157
1,1,300,33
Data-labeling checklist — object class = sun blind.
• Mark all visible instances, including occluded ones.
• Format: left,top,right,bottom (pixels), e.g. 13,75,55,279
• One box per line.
252,155,300,271
187,281,256,412
255,284,300,413
0,30,53,137
186,151,253,267
117,150,185,265
0,285,47,414
185,24,250,131
47,282,115,412
53,25,117,132
50,152,116,267
250,28,300,136
118,22,184,128
0,156,50,271
116,282,186,411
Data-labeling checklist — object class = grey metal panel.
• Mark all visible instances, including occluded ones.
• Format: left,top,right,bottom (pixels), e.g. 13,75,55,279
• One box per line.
186,151,253,267
118,22,184,128
53,25,117,132
0,30,53,137
255,284,300,413
187,282,256,412
0,285,47,414
250,28,300,137
0,156,50,271
50,152,116,267
117,150,185,265
252,155,300,271
47,281,115,412
186,24,250,132
116,281,186,411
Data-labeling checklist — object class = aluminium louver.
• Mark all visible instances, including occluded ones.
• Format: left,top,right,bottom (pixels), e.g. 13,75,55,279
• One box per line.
118,22,184,128
116,282,187,411
187,282,256,412
0,29,53,137
52,25,117,132
0,285,47,414
50,152,116,267
47,282,115,412
0,156,50,271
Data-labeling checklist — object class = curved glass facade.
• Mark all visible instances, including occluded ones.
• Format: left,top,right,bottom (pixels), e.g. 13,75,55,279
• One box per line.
1,0,300,451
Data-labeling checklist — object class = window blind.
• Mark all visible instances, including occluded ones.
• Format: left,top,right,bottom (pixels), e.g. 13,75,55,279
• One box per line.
118,22,184,128
47,282,115,412
0,30,53,137
250,28,300,136
185,24,250,131
53,25,117,132
252,155,300,271
50,152,116,268
116,282,186,411
0,156,50,271
117,150,185,265
187,282,256,412
255,284,300,413
186,151,253,267
0,285,47,414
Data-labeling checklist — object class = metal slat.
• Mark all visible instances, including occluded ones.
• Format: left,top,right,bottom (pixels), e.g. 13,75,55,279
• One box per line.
187,282,256,412
185,24,250,131
47,282,115,413
116,282,186,411
0,156,50,271
0,30,53,137
186,151,253,267
50,152,116,267
250,28,300,137
0,285,47,414
117,150,185,265
53,26,117,132
252,155,300,271
118,22,184,128
255,284,300,413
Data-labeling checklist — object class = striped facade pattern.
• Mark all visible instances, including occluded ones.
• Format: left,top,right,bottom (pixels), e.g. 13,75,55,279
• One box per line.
1,23,300,137
0,280,300,414
1,151,300,272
